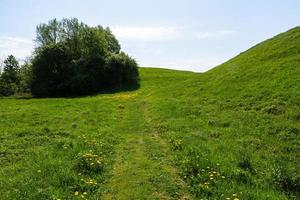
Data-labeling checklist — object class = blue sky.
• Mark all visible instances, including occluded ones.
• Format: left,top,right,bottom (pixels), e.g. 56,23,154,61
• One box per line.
0,0,299,72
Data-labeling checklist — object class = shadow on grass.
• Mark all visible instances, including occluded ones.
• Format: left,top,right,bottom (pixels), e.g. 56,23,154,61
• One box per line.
8,83,140,100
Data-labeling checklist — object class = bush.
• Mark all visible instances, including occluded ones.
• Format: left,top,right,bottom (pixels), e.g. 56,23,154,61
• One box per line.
105,52,139,88
0,79,14,96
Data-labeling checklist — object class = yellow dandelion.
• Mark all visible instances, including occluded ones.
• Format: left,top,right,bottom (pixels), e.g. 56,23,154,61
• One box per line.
74,191,79,196
83,192,87,195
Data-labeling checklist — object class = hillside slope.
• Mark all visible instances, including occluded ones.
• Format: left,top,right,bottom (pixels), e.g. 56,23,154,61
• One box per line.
159,26,300,106
205,26,300,102
0,27,299,199
140,27,300,199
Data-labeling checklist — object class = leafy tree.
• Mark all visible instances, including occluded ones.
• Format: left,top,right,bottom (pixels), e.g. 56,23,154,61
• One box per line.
103,27,121,53
17,60,32,94
36,18,60,46
0,55,20,96
31,43,72,97
30,18,139,97
1,55,20,84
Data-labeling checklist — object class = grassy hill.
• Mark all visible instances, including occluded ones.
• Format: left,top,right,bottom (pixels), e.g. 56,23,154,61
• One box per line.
0,27,299,199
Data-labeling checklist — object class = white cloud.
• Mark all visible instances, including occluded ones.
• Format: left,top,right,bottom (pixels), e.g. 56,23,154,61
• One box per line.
195,30,236,39
0,36,34,61
111,26,182,41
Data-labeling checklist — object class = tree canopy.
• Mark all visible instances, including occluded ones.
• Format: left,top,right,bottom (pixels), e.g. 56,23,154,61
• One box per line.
30,18,139,97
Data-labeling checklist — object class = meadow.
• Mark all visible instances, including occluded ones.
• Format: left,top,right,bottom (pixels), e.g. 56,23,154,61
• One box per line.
0,27,299,199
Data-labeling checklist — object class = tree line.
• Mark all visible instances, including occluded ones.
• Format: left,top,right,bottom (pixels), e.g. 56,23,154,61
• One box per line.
0,18,139,97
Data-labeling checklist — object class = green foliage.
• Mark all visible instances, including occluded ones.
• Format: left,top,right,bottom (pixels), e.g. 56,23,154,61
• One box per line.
0,79,14,96
35,18,120,54
1,55,20,84
17,61,33,94
0,55,22,96
102,27,121,54
30,43,75,97
0,55,32,96
105,52,139,87
31,18,138,97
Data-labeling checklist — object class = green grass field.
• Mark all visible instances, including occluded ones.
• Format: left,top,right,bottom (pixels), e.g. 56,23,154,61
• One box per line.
0,27,299,199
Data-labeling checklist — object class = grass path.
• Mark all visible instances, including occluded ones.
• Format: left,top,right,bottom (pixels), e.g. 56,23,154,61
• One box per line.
102,93,191,199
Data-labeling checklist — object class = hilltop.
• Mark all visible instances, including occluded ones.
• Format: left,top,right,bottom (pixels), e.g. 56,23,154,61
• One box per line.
0,27,299,199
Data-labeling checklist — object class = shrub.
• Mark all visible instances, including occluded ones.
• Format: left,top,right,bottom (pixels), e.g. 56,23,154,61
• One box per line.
105,52,139,88
0,79,14,96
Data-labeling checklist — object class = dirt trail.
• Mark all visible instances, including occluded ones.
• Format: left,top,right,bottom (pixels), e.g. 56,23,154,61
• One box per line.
102,94,191,199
